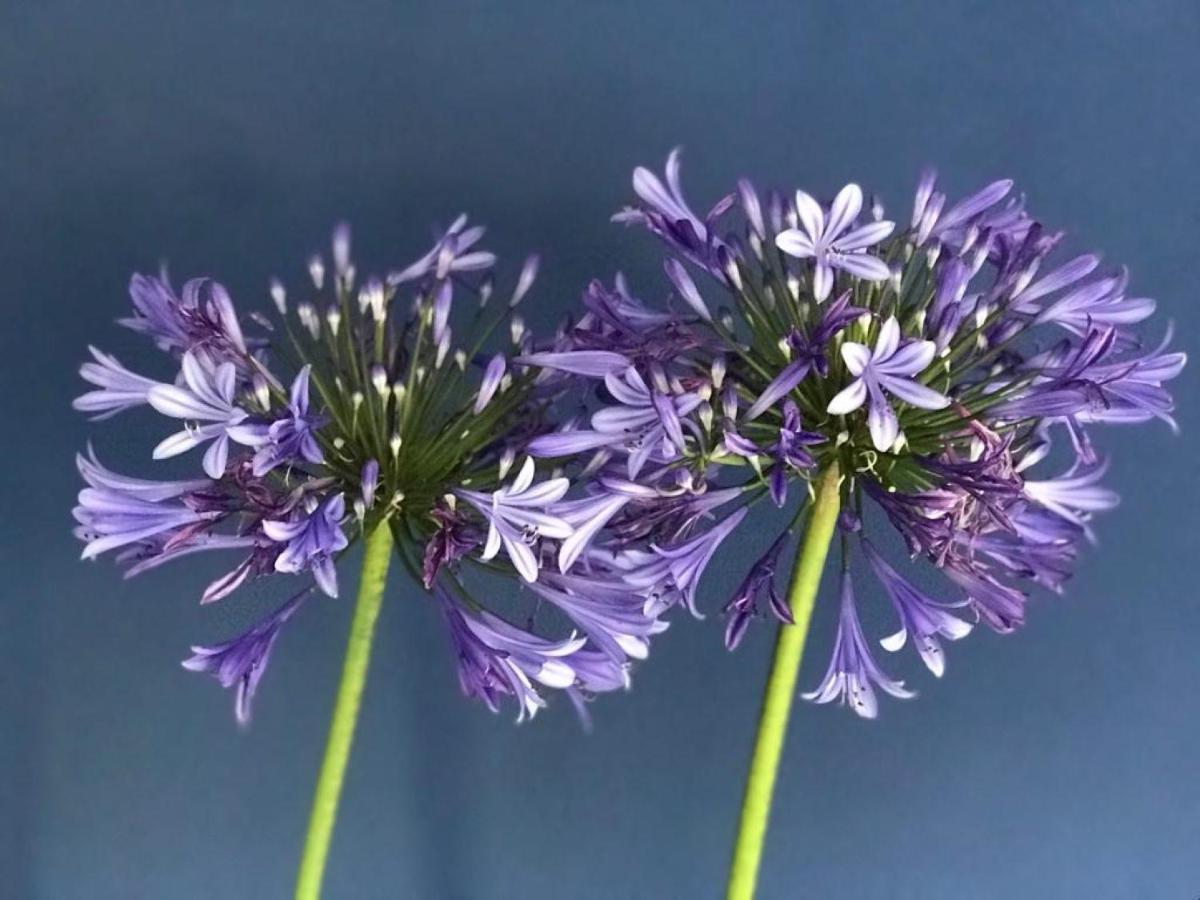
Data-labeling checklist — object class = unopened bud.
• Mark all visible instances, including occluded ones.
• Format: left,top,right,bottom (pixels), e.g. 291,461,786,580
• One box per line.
308,255,325,291
252,374,270,410
371,365,388,395
711,356,727,390
269,278,287,314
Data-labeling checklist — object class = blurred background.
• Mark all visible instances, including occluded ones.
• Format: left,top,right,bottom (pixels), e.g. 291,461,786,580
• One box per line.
2,2,1199,898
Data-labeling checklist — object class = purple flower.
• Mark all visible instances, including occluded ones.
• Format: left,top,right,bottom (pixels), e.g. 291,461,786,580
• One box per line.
802,570,914,719
723,529,793,650
766,401,824,506
826,316,950,451
120,275,250,367
230,366,326,476
861,537,971,677
440,594,588,722
386,215,496,286
528,366,703,478
775,184,895,301
262,493,349,597
457,457,572,583
182,591,306,726
910,169,1016,249
529,570,669,662
1024,462,1119,543
73,346,159,419
147,352,251,478
621,507,748,617
553,490,633,572
615,148,734,278
942,561,1028,635
421,502,481,588
73,449,216,560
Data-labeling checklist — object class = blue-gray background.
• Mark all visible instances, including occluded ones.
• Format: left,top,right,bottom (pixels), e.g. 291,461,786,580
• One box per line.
2,2,1198,898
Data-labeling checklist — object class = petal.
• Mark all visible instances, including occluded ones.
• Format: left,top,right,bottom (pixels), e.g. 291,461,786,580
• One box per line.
664,258,712,322
794,190,825,242
832,252,892,281
527,430,616,457
509,456,535,494
826,379,868,416
812,262,833,302
515,351,629,377
878,375,951,410
148,385,224,421
867,398,899,451
153,427,205,459
202,434,229,479
879,340,936,376
502,531,540,583
774,229,816,259
874,317,900,360
824,183,863,240
481,521,503,561
840,342,871,376
833,219,895,251
744,360,808,421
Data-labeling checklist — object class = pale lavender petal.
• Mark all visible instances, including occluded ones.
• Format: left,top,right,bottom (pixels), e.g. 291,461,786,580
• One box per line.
833,219,894,252
831,252,892,282
664,258,712,322
826,378,868,416
824,183,863,241
775,229,816,259
877,374,951,410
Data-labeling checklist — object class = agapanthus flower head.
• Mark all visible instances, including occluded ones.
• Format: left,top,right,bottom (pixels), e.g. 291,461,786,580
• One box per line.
74,220,674,724
534,148,1184,718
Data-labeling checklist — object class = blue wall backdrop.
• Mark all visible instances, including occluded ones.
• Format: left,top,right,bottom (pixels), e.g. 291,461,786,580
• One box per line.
2,2,1198,898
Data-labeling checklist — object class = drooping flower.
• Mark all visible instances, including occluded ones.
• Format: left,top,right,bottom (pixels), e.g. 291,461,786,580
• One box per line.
723,528,793,650
802,571,914,719
182,591,307,726
861,537,971,677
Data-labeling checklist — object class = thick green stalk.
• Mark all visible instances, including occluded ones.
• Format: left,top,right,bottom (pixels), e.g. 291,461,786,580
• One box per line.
295,523,394,900
726,463,841,900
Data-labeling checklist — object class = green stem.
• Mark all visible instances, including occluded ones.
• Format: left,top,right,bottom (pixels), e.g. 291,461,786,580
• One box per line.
726,463,841,900
294,523,394,900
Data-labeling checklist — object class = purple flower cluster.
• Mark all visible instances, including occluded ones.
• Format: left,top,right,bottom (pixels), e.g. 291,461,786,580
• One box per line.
74,152,1184,726
73,222,675,725
534,149,1184,718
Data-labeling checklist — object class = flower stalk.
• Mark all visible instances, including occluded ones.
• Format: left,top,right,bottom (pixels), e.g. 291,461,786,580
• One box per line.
726,462,841,900
295,522,394,900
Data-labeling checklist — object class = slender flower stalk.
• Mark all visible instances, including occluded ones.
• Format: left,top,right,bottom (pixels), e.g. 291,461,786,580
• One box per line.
726,463,840,900
295,523,393,900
